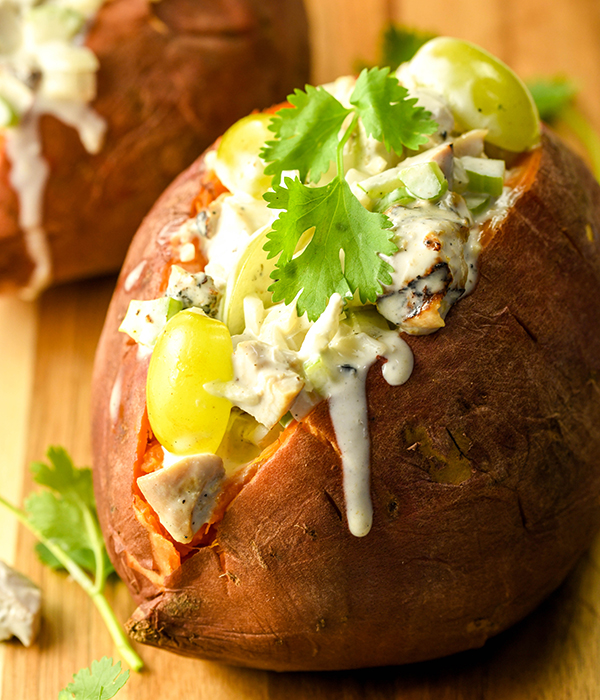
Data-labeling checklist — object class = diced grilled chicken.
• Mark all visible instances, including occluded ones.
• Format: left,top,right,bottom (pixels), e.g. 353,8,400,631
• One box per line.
211,340,304,429
137,453,225,544
377,194,474,334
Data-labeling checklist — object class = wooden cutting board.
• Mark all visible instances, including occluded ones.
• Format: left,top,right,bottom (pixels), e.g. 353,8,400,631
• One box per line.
2,0,600,696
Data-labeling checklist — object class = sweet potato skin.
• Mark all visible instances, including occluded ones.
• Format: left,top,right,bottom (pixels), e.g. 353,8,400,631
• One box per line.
0,0,309,294
92,128,600,670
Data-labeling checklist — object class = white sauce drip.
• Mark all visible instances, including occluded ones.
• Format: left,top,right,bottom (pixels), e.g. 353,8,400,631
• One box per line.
328,370,372,537
308,302,414,537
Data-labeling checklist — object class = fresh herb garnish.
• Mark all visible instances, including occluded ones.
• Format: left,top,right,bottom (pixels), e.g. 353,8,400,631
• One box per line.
260,66,437,321
58,657,129,700
526,75,600,182
526,75,578,122
0,447,143,671
379,24,437,70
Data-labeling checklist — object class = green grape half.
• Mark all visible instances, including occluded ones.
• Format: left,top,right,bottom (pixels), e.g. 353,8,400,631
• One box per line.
222,225,277,335
214,113,273,198
147,309,233,455
409,37,540,153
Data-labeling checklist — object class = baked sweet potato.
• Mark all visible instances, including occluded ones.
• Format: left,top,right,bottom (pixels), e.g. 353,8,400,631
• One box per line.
91,124,600,670
0,0,309,296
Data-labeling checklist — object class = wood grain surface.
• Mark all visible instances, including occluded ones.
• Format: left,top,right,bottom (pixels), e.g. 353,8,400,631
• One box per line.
1,0,600,697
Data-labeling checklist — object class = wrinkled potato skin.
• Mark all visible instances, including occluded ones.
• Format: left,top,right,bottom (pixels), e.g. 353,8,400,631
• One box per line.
92,128,600,671
0,0,309,293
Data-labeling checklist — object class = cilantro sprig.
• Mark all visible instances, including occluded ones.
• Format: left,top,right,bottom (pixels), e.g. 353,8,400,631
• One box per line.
59,657,130,700
260,66,437,321
0,447,143,672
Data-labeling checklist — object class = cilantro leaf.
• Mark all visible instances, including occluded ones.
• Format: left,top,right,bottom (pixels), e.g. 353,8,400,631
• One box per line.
265,177,396,320
60,657,129,700
26,491,98,572
260,85,351,184
31,446,95,507
0,447,143,672
350,67,437,154
380,24,438,70
526,76,578,123
25,447,114,579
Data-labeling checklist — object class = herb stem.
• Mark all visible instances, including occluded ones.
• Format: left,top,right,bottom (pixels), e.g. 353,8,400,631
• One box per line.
0,494,143,672
81,503,108,593
337,114,359,175
90,590,144,672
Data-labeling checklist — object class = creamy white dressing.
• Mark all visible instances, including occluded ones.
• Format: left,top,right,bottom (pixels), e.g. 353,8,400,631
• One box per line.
329,371,372,537
321,327,413,536
203,194,276,292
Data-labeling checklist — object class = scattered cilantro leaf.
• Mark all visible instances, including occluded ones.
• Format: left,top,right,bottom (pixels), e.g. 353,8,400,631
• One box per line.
265,177,396,320
59,657,129,700
26,491,98,573
350,66,437,153
261,85,351,184
526,76,578,123
31,445,95,505
525,75,600,182
0,447,143,672
380,24,437,70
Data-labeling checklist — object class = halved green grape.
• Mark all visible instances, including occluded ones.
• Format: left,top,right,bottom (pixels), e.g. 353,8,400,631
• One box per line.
214,113,273,198
409,37,540,153
147,309,233,455
222,225,278,335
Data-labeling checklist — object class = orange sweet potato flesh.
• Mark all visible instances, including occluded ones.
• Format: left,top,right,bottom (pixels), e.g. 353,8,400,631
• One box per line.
0,0,309,294
92,127,600,670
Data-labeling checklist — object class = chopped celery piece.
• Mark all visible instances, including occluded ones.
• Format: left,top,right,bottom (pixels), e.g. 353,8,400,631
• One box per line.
464,192,491,215
373,186,415,213
344,306,391,334
0,96,18,128
461,156,505,196
118,297,183,348
303,356,330,394
399,161,448,200
279,412,294,428
358,172,405,200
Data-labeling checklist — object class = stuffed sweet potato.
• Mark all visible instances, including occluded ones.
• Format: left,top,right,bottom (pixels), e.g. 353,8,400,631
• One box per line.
92,38,600,670
0,0,309,297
